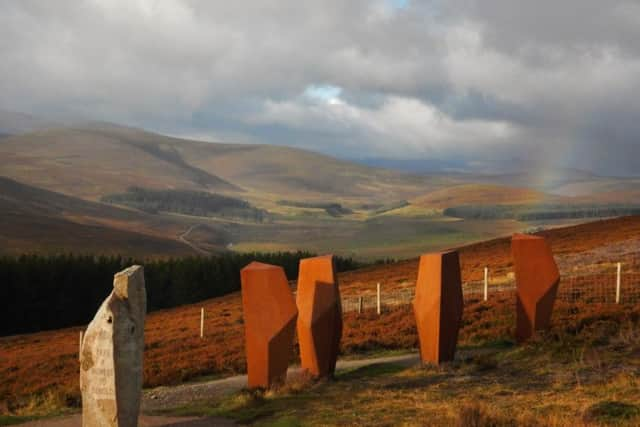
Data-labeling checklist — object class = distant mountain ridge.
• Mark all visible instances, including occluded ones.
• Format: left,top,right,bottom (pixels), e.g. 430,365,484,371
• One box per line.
1,111,639,258
351,157,471,174
1,108,637,201
0,123,449,203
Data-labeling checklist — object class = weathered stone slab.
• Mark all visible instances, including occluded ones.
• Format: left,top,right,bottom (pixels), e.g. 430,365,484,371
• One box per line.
413,251,463,364
240,261,298,389
296,255,342,378
80,265,146,427
512,234,560,343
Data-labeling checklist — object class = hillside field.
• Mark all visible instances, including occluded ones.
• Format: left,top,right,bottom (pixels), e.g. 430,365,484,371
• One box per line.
3,216,640,425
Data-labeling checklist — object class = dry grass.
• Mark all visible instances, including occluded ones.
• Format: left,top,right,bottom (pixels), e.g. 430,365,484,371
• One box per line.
4,291,640,421
0,126,442,204
410,183,553,209
338,215,640,292
3,216,640,420
172,308,640,426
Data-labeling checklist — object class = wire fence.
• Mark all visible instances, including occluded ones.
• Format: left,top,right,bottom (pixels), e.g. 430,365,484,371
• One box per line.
341,267,640,314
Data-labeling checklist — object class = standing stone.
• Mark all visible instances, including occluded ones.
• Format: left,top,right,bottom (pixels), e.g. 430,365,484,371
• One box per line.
296,255,342,378
80,266,146,427
413,251,463,364
512,234,560,343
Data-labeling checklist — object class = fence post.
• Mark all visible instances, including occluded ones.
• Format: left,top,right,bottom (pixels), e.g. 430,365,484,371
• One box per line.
200,307,205,338
484,267,489,302
616,262,622,304
358,296,363,314
79,330,83,361
377,283,381,315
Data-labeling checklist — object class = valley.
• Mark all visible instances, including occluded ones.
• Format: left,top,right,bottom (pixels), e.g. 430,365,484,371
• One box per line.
3,4,640,425
2,119,640,426
1,122,638,260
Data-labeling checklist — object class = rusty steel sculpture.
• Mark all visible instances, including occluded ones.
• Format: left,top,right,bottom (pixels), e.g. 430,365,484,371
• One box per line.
241,261,298,389
296,255,343,378
413,251,464,364
512,234,560,343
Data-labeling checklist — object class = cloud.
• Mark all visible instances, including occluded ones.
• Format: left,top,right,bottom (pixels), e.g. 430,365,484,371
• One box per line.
0,0,639,175
247,92,516,159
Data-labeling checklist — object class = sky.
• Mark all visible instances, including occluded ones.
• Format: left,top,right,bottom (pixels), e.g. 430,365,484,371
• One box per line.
1,0,639,175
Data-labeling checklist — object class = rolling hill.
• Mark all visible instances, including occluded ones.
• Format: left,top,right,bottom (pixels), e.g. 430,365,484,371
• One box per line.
0,176,200,256
3,121,638,210
410,183,558,209
453,168,640,201
176,141,449,204
0,124,450,205
1,121,639,260
0,125,239,200
0,174,522,260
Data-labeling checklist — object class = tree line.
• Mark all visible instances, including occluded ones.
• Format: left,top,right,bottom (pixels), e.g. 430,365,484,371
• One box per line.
0,252,364,336
443,203,640,221
277,200,353,217
102,187,270,222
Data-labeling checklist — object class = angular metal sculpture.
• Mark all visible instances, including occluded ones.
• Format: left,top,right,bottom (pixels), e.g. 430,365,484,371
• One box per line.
512,234,560,343
80,265,146,427
241,261,298,389
296,255,342,378
413,251,463,364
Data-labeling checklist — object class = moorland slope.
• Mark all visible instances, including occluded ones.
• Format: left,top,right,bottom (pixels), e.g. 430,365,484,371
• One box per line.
3,215,640,416
0,125,447,204
0,176,197,256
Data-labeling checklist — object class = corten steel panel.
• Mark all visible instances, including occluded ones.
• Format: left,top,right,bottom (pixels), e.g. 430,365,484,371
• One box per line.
512,234,560,343
413,251,463,364
296,254,343,378
241,262,298,389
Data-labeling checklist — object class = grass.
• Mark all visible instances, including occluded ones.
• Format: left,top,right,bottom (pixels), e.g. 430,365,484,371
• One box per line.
138,292,640,426
4,278,640,417
0,389,78,425
335,362,407,381
230,214,522,261
409,183,551,209
156,323,640,426
583,401,640,423
4,216,640,419
0,415,39,425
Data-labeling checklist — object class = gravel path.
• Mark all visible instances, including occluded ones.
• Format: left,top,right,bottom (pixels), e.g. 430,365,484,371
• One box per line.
178,223,210,255
142,353,420,412
15,353,420,426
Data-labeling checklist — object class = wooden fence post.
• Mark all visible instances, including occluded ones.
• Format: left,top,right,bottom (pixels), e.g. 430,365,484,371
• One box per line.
376,283,381,315
484,267,489,302
200,307,205,338
616,263,622,304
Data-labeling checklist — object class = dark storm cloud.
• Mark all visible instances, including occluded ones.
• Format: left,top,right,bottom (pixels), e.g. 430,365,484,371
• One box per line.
1,0,639,174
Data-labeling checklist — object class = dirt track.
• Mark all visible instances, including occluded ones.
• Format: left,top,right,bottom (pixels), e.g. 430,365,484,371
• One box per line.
16,353,420,426
142,353,419,412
